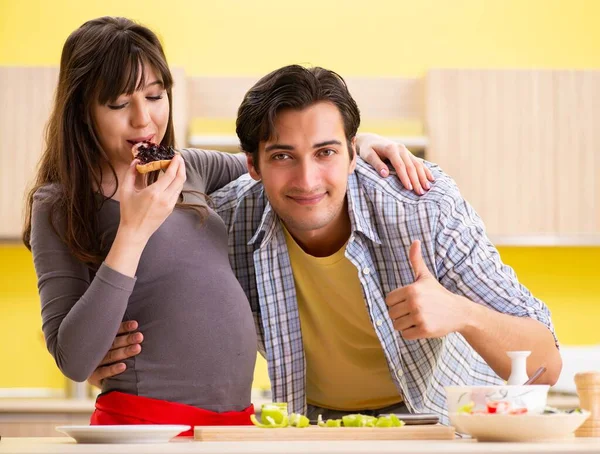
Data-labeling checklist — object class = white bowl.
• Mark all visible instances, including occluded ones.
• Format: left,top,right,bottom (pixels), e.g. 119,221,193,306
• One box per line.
449,411,590,441
445,385,550,415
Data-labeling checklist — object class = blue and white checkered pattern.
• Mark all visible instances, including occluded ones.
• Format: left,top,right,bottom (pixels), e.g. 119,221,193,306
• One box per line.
211,159,558,424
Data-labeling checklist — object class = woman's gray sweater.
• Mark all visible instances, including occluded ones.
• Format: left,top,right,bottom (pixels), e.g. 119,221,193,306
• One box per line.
30,149,257,412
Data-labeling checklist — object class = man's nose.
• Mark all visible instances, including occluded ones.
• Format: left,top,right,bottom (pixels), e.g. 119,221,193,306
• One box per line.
296,160,320,189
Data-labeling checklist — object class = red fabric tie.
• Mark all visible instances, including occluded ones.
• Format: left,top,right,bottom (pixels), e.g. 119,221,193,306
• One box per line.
91,391,254,436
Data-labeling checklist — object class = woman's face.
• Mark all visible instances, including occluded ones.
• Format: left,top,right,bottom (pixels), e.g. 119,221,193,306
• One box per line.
92,63,169,171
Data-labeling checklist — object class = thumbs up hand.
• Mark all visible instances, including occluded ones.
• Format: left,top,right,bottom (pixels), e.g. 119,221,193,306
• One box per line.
385,240,471,340
408,239,434,281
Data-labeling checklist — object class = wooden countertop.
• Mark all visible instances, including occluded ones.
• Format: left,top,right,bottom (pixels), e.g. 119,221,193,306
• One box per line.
1,437,600,454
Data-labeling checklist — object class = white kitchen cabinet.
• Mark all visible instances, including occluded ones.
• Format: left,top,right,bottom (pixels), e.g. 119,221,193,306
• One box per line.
426,69,600,244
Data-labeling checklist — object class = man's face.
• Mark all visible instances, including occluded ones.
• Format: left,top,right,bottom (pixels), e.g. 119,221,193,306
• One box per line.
248,101,357,248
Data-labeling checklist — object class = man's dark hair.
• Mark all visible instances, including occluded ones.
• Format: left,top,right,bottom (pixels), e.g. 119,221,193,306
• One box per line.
236,65,361,167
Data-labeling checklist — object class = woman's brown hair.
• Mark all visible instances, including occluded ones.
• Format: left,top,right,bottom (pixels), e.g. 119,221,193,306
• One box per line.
23,17,199,267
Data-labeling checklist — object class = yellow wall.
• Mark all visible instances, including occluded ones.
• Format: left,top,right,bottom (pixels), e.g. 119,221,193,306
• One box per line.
0,243,271,389
1,0,599,76
0,244,64,388
1,0,599,389
1,244,599,388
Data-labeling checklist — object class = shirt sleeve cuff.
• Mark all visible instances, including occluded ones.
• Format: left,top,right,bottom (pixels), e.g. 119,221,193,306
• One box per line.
96,262,137,292
514,306,560,350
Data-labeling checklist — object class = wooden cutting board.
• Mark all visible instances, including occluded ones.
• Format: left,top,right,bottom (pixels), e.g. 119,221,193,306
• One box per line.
194,424,455,441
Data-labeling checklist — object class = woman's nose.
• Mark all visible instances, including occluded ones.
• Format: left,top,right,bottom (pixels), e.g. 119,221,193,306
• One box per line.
130,101,151,128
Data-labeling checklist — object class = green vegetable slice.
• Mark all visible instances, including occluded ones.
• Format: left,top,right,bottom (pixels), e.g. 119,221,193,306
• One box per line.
250,414,289,428
289,413,310,428
260,403,288,424
250,402,290,428
388,414,405,427
342,414,378,427
375,414,405,427
317,415,342,427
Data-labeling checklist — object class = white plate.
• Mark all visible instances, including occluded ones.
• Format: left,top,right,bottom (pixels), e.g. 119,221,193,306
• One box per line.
450,411,590,442
55,425,191,443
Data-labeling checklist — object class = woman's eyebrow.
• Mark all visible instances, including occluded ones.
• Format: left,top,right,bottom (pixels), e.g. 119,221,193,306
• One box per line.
145,80,164,89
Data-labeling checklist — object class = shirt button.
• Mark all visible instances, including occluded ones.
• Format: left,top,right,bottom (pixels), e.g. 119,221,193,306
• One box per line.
376,319,383,327
396,369,403,378
362,267,371,275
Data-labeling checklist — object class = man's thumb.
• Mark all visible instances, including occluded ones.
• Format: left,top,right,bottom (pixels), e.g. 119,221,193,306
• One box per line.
409,240,431,280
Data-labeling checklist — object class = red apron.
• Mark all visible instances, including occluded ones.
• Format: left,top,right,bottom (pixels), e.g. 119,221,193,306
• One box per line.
91,391,254,436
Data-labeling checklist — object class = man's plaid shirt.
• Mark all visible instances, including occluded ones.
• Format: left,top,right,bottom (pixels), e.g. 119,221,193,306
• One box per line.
211,159,557,424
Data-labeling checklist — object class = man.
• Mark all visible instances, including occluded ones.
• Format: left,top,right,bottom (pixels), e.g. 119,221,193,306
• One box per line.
94,65,561,423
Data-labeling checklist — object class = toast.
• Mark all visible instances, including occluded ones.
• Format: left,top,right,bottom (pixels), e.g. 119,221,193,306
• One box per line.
132,141,176,174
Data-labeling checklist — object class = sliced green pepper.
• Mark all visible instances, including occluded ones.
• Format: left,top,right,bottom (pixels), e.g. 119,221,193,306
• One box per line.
250,402,290,428
314,413,406,429
317,415,342,427
388,414,405,427
289,413,310,428
260,403,288,424
375,414,405,427
250,414,289,428
375,416,393,427
342,414,378,427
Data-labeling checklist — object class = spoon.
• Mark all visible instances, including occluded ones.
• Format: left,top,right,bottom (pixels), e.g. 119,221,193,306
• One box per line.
524,366,547,385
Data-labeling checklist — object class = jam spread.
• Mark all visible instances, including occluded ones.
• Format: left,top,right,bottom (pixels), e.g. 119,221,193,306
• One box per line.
135,141,175,164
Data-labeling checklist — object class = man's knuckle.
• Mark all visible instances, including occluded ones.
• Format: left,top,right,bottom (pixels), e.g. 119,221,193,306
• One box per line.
408,299,420,313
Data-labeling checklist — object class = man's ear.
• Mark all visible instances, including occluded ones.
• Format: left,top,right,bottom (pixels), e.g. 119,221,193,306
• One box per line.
349,136,358,174
247,153,261,181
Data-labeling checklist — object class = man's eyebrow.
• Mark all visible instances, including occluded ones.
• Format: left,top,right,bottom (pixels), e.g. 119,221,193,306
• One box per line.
264,143,294,153
313,140,342,148
264,140,343,152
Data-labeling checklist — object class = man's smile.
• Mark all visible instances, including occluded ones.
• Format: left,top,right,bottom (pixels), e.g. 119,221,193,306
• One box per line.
286,193,327,205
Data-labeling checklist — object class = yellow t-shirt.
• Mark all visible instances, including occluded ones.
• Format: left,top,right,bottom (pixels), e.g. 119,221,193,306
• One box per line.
283,227,402,411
